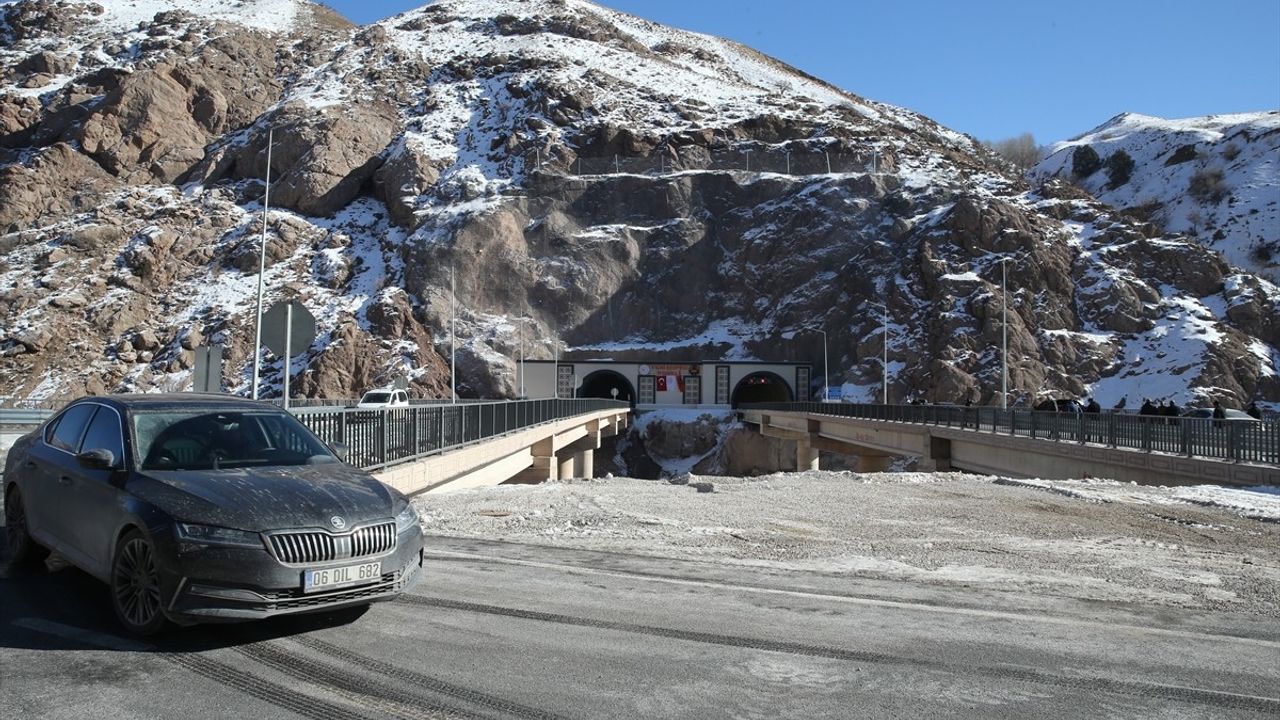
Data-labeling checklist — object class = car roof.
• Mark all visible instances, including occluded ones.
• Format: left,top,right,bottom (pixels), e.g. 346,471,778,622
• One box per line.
73,394,283,413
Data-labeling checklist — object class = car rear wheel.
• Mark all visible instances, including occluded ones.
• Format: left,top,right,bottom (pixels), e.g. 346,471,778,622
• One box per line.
4,486,50,565
111,530,168,636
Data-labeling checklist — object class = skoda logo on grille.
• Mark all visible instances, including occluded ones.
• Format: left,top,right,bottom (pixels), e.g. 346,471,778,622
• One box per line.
330,516,346,530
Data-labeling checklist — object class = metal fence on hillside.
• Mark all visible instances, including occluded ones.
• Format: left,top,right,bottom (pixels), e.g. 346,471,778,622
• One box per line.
741,402,1280,466
293,398,629,471
528,145,885,178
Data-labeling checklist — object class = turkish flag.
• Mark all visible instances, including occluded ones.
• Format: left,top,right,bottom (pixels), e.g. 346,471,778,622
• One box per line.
656,376,668,392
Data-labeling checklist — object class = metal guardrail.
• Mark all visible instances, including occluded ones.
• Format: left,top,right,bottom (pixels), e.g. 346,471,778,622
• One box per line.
292,398,629,471
741,403,1280,466
0,408,53,427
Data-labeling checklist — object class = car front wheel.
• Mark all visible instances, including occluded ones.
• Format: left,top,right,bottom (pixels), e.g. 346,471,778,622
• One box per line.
111,530,168,636
4,486,50,565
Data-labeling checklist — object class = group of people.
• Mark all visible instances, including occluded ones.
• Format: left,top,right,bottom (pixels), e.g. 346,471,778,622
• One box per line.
1138,398,1182,418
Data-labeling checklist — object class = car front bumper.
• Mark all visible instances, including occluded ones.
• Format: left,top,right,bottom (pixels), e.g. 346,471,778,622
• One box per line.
159,529,425,624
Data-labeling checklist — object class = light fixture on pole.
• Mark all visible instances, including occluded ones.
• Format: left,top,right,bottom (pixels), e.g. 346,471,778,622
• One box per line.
251,126,273,400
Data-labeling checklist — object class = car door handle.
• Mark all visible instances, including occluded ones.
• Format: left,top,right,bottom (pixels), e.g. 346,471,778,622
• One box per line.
58,476,73,486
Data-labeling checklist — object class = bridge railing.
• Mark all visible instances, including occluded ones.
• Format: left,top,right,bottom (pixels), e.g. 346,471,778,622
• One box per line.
293,398,629,471
739,403,1280,466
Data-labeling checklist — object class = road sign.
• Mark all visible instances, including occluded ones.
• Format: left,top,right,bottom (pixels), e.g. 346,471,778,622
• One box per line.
261,300,316,410
261,300,316,359
191,345,223,393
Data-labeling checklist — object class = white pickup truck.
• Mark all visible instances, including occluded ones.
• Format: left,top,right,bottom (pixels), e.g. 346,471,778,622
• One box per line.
355,389,410,409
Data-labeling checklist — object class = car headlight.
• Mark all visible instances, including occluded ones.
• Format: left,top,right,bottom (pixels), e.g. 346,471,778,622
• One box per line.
395,503,420,534
175,522,265,549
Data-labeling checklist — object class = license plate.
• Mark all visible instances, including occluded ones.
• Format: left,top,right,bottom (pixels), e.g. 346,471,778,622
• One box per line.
303,562,381,593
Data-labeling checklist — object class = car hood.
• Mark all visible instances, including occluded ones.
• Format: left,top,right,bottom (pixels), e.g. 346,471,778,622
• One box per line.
132,462,401,532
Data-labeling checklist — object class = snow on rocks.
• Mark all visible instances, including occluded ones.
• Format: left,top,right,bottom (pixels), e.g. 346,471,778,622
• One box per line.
1033,111,1280,282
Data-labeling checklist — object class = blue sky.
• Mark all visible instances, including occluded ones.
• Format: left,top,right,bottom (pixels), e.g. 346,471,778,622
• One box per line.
320,0,1280,144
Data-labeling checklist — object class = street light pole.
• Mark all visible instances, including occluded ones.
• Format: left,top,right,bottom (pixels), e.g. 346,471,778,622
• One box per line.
518,317,525,398
450,266,456,404
816,329,828,401
882,304,889,405
1001,257,1008,410
251,126,273,400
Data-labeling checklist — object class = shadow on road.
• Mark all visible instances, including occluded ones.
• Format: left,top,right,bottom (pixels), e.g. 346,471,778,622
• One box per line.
0,544,367,654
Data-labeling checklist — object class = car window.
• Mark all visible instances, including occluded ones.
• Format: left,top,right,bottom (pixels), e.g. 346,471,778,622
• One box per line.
47,404,97,453
79,405,125,466
395,392,407,404
133,409,333,470
362,392,390,403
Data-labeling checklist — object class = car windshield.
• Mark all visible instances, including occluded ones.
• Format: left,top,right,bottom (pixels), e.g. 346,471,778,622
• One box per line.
133,409,334,471
361,392,391,403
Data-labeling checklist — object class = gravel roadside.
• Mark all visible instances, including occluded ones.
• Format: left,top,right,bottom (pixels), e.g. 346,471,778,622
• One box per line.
415,471,1280,617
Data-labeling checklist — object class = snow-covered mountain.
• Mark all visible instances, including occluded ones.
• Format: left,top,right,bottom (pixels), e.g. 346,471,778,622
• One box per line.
0,0,1277,411
1032,111,1280,282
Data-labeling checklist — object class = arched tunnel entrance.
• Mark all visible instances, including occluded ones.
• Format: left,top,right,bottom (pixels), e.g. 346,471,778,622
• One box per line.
731,371,794,408
577,370,636,406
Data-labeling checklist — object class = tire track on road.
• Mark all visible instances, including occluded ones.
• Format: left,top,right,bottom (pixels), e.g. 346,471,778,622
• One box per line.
164,651,376,720
292,636,572,720
399,594,1280,714
236,642,474,720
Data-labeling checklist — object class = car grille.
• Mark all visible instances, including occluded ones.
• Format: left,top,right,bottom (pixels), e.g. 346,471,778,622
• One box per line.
268,522,396,564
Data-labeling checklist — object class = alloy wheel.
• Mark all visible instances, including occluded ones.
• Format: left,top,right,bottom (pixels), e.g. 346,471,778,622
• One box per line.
112,536,163,631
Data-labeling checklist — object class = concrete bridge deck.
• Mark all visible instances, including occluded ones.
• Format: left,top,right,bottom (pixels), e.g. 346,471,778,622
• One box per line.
741,403,1280,486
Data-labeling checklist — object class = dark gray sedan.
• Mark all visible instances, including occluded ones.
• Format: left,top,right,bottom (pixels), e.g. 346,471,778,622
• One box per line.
3,394,424,635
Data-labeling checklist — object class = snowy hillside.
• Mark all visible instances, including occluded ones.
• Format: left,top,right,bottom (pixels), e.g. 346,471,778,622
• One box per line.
1032,111,1280,282
0,0,1277,412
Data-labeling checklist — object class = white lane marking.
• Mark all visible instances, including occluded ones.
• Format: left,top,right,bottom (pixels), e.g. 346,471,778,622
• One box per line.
12,618,152,652
422,549,1280,649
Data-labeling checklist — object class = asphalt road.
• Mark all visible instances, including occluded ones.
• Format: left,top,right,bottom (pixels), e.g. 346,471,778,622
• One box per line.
2,536,1279,719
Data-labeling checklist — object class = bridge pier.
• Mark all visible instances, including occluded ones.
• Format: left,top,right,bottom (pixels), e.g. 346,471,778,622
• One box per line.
796,441,820,471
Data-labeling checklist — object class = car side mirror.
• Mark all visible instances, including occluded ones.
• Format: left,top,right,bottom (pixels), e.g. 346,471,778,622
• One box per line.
76,448,116,470
328,441,350,462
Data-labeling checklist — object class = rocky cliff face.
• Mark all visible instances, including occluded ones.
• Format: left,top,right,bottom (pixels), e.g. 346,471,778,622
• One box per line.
1,0,1276,410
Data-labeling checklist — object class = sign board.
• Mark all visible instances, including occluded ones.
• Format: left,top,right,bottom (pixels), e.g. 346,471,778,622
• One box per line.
824,386,843,401
261,300,317,359
191,345,223,393
392,376,408,390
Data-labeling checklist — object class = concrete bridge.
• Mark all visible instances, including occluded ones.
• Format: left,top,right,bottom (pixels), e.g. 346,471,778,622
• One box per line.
741,403,1280,487
287,399,631,496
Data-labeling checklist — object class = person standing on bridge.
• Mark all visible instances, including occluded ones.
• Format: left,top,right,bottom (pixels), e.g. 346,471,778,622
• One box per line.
1139,398,1157,418
1212,400,1226,428
1084,397,1100,442
1247,401,1262,420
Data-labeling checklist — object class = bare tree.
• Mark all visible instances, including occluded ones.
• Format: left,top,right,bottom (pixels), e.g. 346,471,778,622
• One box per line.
983,133,1043,171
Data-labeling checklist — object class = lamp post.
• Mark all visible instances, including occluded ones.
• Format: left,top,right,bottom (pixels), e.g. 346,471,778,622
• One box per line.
882,303,889,405
450,266,456,404
1001,257,1009,410
518,316,526,398
815,329,829,401
250,126,273,400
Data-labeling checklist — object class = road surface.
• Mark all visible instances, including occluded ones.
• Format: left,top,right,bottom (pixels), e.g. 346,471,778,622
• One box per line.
2,536,1278,719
